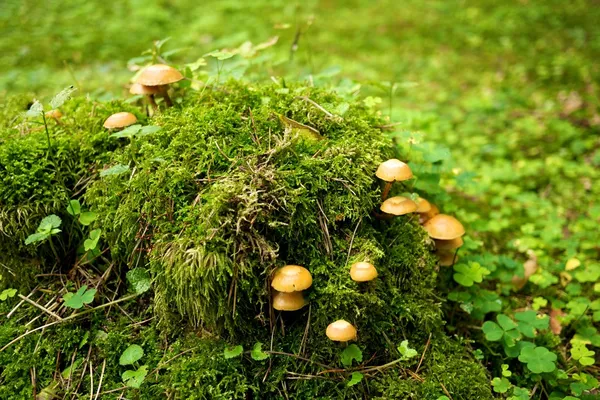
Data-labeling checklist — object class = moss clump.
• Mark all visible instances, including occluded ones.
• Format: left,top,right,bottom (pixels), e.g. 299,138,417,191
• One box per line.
0,82,492,398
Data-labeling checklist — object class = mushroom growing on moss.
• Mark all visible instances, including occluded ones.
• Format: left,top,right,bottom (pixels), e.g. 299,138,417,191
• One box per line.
380,196,417,218
350,262,378,282
436,250,458,267
45,109,63,121
422,214,465,240
375,159,413,200
434,236,464,251
326,320,357,342
419,202,440,224
130,83,160,110
272,291,306,311
271,265,313,292
135,64,184,107
103,112,137,129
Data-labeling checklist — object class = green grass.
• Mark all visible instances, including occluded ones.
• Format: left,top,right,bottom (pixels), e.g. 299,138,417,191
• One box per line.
2,0,600,398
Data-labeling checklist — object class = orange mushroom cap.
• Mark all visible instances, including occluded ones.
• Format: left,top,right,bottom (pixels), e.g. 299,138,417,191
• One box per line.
272,291,306,311
415,198,432,213
129,83,161,95
422,214,465,240
419,203,440,224
375,159,413,182
380,196,418,216
434,237,464,251
136,64,184,86
326,320,357,342
271,265,313,292
103,112,137,129
45,109,63,119
350,262,378,282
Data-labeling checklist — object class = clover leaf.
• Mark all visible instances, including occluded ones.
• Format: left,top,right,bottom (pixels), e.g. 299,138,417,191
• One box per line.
397,340,418,360
79,211,98,226
120,344,144,365
453,262,490,287
63,285,96,309
223,345,243,359
570,339,595,366
126,268,152,294
66,200,81,216
341,344,363,367
482,314,520,347
518,346,557,373
347,372,364,387
250,342,269,361
492,377,511,393
0,288,17,301
25,214,62,245
514,310,549,338
84,229,101,251
122,365,148,388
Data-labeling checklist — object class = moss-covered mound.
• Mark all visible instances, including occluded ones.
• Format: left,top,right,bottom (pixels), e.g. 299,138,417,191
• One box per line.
0,83,492,399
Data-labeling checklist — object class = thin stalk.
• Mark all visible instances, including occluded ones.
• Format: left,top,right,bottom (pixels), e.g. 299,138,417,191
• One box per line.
47,236,60,263
381,181,393,201
41,112,52,160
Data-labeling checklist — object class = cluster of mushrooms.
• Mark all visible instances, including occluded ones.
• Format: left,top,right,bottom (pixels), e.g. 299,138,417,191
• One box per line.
375,158,466,266
103,64,184,130
271,262,377,343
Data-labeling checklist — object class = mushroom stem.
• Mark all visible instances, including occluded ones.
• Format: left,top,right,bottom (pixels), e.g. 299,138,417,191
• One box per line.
451,248,460,267
162,88,173,107
381,182,392,201
147,94,158,110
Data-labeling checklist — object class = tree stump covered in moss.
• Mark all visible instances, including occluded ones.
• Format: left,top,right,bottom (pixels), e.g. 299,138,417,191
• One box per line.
0,84,493,398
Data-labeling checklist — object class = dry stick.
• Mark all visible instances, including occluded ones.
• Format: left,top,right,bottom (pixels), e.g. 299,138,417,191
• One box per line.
299,304,311,357
265,351,333,370
1,294,138,352
96,386,127,397
72,346,93,400
345,218,362,267
440,382,454,400
415,333,432,374
18,294,63,320
88,361,94,400
94,360,106,400
7,287,38,318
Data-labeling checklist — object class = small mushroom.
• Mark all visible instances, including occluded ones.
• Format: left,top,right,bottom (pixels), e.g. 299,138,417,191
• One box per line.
436,250,458,267
350,262,378,282
103,112,137,129
326,320,357,342
375,159,413,200
434,236,464,251
129,83,161,110
380,196,418,217
422,214,465,240
45,109,63,121
135,64,184,107
415,197,432,213
272,291,306,311
271,265,313,292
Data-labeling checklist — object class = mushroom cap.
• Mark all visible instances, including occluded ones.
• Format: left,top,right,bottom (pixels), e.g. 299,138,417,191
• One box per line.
436,250,457,267
136,64,184,86
272,291,306,311
422,214,465,240
350,262,378,282
45,109,63,119
326,320,357,342
103,112,137,129
380,196,418,216
375,159,413,182
129,83,161,95
271,265,313,292
419,203,440,224
415,198,432,213
434,237,464,251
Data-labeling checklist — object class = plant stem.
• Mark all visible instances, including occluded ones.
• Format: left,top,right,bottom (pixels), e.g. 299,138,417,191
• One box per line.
381,182,392,201
41,112,52,160
47,236,60,263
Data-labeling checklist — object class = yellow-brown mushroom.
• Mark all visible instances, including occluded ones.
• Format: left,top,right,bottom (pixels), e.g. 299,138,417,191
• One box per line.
350,262,378,282
375,159,413,200
135,64,184,107
271,265,313,292
422,214,465,240
103,112,137,129
272,291,306,311
326,320,357,342
380,196,417,217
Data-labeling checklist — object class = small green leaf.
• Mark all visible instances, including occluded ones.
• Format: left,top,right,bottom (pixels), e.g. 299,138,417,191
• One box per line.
120,344,144,365
482,321,504,341
492,377,511,393
39,214,62,230
67,200,81,216
250,342,269,361
347,372,363,387
122,365,148,388
79,212,98,226
84,229,101,251
100,164,130,177
61,358,83,379
453,262,490,287
224,345,243,359
340,344,363,367
111,124,141,138
63,285,96,309
0,289,17,301
570,340,595,366
137,125,161,136
514,310,549,338
50,86,76,109
518,346,557,373
126,268,152,294
25,232,49,245
397,340,418,360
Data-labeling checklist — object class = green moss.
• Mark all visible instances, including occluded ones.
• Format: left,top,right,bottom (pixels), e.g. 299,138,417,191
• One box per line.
0,83,492,398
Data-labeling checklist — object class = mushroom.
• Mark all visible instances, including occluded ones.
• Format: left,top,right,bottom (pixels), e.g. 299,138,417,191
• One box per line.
434,236,464,251
422,214,465,240
45,109,63,121
375,159,413,200
272,291,306,311
436,250,458,267
135,64,184,107
380,196,418,217
350,262,378,282
419,203,440,224
103,112,137,129
326,320,357,342
415,197,432,213
271,265,313,292
129,83,161,110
